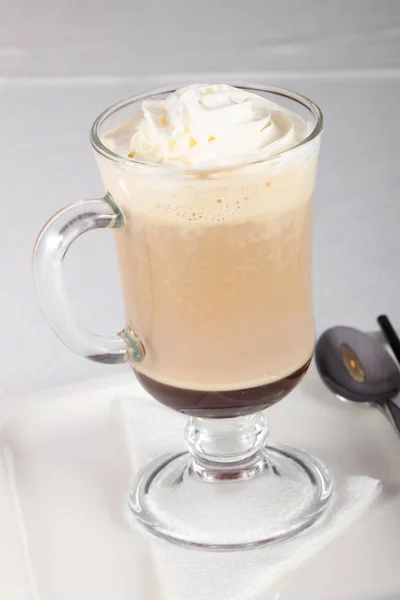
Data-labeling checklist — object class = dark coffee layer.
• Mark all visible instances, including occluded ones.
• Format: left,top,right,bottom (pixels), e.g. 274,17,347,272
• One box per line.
135,359,311,418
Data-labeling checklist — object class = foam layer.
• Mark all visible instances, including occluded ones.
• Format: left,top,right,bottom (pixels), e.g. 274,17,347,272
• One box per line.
98,151,318,225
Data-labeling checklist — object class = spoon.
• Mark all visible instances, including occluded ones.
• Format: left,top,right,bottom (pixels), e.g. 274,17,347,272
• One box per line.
315,325,400,437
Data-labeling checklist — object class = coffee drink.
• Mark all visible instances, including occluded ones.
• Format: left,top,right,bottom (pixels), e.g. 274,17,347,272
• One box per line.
98,84,319,417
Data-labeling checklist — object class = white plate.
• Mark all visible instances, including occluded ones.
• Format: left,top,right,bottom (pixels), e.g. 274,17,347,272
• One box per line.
0,367,399,600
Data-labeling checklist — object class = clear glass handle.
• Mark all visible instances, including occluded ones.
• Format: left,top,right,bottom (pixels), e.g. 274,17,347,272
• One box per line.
33,195,145,365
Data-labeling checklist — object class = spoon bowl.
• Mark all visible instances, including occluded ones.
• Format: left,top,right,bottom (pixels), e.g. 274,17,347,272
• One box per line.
315,326,400,404
315,326,400,437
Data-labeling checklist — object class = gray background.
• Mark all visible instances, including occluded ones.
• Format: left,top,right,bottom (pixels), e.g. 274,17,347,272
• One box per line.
1,0,400,397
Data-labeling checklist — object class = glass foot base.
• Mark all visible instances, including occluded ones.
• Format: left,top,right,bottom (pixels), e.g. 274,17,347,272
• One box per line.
129,443,333,550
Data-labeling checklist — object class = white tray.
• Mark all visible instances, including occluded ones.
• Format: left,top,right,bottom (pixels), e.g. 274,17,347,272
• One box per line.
0,368,399,600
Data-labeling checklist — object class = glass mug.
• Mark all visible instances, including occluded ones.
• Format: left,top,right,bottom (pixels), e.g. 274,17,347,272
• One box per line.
33,85,332,549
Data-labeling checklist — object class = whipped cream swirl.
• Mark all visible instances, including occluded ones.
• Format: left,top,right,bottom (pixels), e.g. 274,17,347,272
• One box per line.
127,84,310,167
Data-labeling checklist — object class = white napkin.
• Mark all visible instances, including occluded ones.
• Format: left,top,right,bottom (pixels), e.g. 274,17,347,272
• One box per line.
120,394,381,600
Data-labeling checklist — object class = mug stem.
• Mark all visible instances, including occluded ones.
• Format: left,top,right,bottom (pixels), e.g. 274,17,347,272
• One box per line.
185,412,269,481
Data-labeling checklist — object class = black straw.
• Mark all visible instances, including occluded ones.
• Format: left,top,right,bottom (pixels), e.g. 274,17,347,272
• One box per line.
377,315,400,366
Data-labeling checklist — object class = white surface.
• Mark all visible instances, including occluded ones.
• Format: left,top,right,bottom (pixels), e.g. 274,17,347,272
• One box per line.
1,0,400,395
0,367,397,600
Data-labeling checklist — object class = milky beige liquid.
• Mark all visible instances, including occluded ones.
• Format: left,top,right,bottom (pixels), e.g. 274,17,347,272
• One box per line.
98,146,319,413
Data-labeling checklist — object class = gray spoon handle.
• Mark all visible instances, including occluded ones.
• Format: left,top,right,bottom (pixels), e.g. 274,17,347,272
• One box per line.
382,400,400,439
